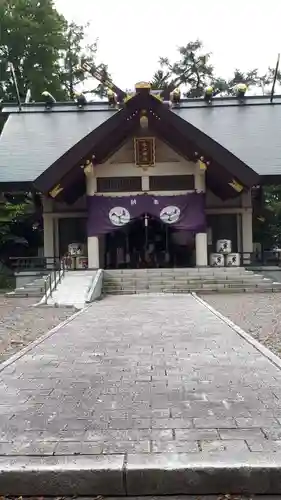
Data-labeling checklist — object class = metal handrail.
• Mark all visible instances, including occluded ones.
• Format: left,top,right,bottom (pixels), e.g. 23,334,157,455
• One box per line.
44,258,66,304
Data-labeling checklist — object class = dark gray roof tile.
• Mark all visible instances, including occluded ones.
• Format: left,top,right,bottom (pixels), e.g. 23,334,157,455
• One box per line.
0,110,115,183
174,104,281,176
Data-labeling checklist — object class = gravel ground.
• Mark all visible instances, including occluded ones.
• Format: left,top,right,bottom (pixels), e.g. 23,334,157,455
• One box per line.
0,295,76,363
200,293,281,358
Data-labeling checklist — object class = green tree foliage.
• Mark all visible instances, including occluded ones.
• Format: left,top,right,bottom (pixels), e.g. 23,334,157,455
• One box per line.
151,40,214,97
60,22,110,99
0,192,43,265
0,0,68,101
262,186,281,247
151,40,280,97
0,0,110,102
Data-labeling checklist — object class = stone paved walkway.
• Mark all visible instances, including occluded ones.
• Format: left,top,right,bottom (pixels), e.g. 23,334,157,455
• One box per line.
1,294,281,457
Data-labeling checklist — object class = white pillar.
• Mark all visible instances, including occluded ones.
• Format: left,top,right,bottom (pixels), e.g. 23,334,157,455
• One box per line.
242,209,253,265
195,163,208,266
194,165,206,193
85,167,97,196
43,214,54,267
237,214,242,253
85,162,99,268
88,236,100,268
196,233,208,266
54,217,59,260
99,235,105,268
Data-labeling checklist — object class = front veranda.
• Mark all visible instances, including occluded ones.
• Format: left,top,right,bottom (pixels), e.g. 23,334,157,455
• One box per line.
40,193,251,271
104,216,196,269
86,192,208,269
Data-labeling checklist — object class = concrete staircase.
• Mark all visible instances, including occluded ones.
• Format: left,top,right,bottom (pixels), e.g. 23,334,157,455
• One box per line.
6,274,48,299
103,267,281,295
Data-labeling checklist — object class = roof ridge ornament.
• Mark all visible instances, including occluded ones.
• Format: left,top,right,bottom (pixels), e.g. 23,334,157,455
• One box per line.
135,81,151,90
83,160,95,176
170,88,181,107
74,92,87,109
42,91,56,110
235,83,247,104
80,60,126,103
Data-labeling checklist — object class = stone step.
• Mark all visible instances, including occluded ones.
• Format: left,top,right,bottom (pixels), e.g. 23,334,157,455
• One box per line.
103,279,277,288
104,269,253,276
104,266,248,271
104,277,267,286
25,279,46,287
104,272,259,278
7,290,44,298
104,274,257,281
103,286,281,295
102,267,280,295
104,270,254,277
21,285,45,292
104,287,281,295
104,280,281,290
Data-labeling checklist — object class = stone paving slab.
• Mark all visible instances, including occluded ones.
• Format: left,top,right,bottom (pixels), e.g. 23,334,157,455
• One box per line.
2,294,281,494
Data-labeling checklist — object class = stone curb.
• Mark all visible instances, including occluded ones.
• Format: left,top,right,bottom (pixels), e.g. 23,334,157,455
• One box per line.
0,455,125,496
125,451,281,495
2,452,281,495
192,292,281,372
0,307,86,374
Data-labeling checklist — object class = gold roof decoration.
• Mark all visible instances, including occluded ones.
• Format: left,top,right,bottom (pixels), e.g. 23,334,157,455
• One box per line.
49,184,63,198
228,179,243,192
198,160,207,171
135,81,151,90
124,93,135,103
84,160,94,175
153,92,163,101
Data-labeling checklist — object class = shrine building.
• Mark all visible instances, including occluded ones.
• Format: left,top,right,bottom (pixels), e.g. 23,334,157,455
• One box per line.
0,82,279,269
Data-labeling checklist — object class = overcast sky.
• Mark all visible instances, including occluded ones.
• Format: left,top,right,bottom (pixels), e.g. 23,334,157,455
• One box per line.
55,0,281,91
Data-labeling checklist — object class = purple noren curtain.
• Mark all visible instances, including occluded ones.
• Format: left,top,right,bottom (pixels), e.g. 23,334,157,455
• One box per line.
87,193,206,237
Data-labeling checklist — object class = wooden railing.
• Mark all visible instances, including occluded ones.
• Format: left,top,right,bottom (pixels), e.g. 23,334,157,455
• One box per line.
9,256,61,271
240,251,281,267
9,255,88,272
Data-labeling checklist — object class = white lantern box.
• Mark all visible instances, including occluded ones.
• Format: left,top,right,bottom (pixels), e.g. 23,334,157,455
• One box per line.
210,253,225,267
216,239,232,254
226,253,240,267
68,242,85,256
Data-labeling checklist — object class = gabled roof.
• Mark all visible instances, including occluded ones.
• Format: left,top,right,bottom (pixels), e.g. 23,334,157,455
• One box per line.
0,93,270,201
173,95,281,181
0,104,116,186
32,93,259,202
